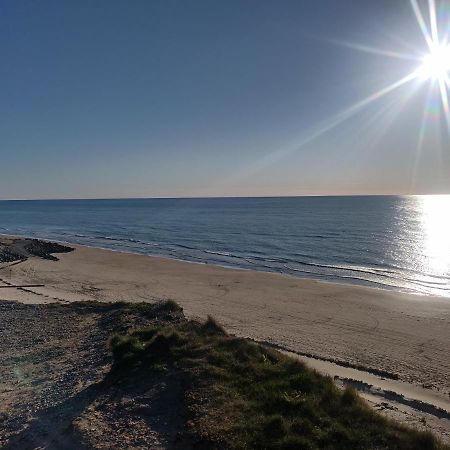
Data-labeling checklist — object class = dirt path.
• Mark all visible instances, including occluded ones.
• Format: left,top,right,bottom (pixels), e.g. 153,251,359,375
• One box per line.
0,301,187,449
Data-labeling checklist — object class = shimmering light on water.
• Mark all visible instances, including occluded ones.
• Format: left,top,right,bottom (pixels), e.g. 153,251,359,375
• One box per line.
0,196,449,297
418,195,450,276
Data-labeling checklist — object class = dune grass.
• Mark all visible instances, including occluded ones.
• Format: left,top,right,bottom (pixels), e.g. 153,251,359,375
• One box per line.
110,302,448,450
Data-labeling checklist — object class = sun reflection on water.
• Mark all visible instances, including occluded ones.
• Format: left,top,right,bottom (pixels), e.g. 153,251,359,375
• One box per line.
417,195,450,277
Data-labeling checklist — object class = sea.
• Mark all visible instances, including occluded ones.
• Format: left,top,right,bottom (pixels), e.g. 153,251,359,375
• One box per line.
1,195,449,297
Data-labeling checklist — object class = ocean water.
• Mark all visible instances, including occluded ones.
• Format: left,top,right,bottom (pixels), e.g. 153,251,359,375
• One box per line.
1,196,449,297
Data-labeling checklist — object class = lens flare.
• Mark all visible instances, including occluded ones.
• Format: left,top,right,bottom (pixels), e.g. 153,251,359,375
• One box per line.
211,0,450,188
418,43,450,80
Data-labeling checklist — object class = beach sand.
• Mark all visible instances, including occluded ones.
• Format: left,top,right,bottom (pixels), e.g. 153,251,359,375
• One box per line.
1,237,450,440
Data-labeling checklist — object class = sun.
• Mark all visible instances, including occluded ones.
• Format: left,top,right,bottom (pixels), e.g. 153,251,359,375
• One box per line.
419,43,450,81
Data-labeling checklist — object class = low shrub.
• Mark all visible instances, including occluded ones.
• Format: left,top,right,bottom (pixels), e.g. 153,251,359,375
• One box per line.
109,305,449,450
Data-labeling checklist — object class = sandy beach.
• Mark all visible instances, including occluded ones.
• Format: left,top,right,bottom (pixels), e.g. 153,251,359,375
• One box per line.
1,236,450,441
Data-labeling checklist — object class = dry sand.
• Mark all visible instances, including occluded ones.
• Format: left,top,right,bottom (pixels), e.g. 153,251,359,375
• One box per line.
1,237,450,440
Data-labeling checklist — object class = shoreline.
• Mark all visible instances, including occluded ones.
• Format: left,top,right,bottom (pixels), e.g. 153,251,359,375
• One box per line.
1,235,450,440
1,232,446,299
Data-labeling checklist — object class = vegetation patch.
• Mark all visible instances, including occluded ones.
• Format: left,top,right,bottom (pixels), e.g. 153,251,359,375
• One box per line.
110,303,449,450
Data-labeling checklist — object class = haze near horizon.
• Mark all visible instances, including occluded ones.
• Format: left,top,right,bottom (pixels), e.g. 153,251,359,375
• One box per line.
1,0,450,199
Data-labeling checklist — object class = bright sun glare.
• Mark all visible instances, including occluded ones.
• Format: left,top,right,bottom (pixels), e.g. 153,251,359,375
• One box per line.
419,43,450,80
332,0,450,142
246,0,450,181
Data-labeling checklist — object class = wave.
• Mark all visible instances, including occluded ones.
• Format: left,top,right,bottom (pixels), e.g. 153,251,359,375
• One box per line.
2,217,449,298
204,250,234,257
284,263,449,294
67,234,450,294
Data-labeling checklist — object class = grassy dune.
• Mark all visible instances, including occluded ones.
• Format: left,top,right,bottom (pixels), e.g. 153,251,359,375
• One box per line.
110,301,448,450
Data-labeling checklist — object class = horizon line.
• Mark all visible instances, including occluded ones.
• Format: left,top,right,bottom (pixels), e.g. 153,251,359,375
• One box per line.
1,193,450,202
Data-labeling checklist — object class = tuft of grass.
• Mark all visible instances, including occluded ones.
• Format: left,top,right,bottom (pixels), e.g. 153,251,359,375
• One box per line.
341,387,358,407
200,315,227,336
155,299,183,313
109,305,450,450
110,335,145,371
127,299,183,319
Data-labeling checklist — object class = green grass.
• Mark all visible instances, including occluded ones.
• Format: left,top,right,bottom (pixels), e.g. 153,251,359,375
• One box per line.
110,303,449,450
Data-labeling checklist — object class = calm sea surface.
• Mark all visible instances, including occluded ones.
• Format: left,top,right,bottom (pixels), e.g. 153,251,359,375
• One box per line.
1,196,449,297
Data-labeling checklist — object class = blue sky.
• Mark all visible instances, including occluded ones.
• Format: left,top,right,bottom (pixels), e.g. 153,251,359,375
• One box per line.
1,0,449,198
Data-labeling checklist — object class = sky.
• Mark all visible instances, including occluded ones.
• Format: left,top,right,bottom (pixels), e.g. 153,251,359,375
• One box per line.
1,0,449,199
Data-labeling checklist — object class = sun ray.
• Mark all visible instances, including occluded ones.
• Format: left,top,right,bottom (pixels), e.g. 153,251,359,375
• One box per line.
410,84,434,192
357,79,422,152
238,0,449,179
210,0,449,191
272,71,418,157
329,39,420,61
438,77,450,132
346,70,420,111
221,71,421,181
428,0,439,44
411,0,434,50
